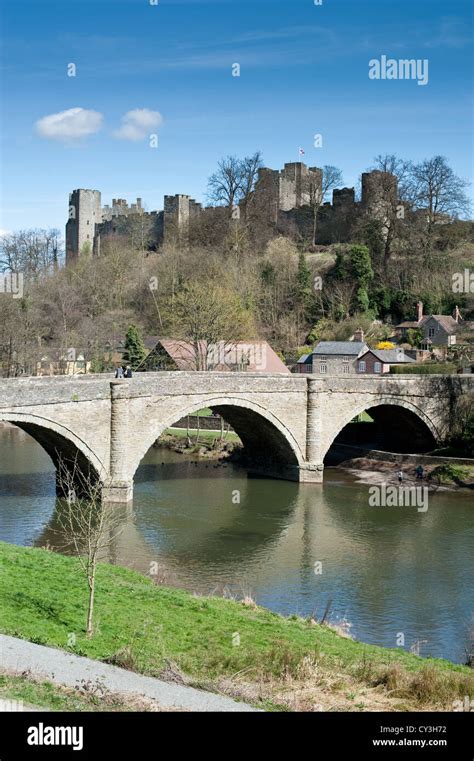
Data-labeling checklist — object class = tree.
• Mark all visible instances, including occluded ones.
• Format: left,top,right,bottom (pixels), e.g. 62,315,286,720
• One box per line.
0,229,63,274
167,281,255,370
359,218,385,267
207,156,242,209
407,328,423,348
321,165,344,203
362,162,403,263
350,245,374,291
55,457,124,637
376,341,395,350
371,154,414,202
122,213,156,252
303,165,343,245
207,152,263,212
295,252,313,313
410,155,471,230
122,324,146,369
239,151,264,207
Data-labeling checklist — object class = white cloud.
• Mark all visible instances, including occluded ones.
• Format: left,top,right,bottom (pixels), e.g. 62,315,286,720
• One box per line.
113,109,163,141
35,108,104,141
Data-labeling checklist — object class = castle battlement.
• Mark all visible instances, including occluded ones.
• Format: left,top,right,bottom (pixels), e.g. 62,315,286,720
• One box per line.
65,163,398,263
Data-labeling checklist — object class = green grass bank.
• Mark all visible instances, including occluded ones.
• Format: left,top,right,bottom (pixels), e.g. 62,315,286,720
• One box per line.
0,542,472,712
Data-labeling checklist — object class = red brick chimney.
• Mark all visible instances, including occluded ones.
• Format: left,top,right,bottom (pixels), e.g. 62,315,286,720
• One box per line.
353,327,364,342
416,301,423,323
453,305,461,323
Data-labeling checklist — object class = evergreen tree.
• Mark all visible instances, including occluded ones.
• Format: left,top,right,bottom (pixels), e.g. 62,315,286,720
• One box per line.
349,245,374,290
296,252,313,307
123,324,146,370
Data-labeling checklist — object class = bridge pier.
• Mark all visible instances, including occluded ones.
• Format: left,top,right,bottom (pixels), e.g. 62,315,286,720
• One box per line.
102,381,134,504
300,377,324,483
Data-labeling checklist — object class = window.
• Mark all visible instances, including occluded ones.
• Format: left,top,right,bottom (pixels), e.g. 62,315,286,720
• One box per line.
319,355,327,361
319,364,327,374
428,327,435,337
374,362,382,373
342,364,350,374
342,356,349,363
358,361,366,372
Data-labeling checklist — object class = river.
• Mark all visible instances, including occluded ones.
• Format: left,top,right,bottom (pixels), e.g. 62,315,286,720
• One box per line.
0,425,472,664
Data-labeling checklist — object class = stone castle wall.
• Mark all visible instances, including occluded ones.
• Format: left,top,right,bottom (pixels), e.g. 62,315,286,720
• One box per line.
65,164,398,262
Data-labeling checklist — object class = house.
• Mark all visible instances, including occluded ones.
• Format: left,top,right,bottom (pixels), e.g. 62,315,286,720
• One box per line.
396,301,461,352
142,339,290,373
356,347,415,374
298,329,369,375
36,349,90,376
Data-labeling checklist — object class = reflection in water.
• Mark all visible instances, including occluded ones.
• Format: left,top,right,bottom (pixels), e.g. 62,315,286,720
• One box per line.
0,425,472,663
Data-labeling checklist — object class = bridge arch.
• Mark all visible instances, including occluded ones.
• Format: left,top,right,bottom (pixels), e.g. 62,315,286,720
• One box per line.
0,412,106,489
321,395,440,462
129,396,305,481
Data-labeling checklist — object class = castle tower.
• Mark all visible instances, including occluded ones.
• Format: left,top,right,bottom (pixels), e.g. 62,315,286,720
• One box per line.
163,194,202,245
66,189,102,264
252,162,323,222
281,163,322,208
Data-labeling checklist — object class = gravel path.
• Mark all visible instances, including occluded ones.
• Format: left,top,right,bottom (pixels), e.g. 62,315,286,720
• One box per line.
0,634,258,712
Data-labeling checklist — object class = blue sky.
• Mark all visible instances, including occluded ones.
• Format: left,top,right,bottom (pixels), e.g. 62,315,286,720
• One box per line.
0,0,473,233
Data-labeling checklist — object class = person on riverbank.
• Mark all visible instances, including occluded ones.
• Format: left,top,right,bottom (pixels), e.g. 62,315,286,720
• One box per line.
415,464,424,480
397,469,403,484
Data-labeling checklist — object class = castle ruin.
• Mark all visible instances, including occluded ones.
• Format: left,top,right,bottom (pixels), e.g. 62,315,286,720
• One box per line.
65,163,398,263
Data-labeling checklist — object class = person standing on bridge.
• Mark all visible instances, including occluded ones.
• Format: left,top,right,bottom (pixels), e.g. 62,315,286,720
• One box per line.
115,366,124,379
125,366,132,378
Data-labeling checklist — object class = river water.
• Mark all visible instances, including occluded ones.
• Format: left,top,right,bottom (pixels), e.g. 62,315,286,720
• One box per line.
0,425,472,664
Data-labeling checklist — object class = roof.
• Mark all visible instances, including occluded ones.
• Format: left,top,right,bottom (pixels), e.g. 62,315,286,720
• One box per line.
396,315,460,333
152,339,290,373
362,349,415,364
420,315,460,333
297,353,311,364
312,341,368,356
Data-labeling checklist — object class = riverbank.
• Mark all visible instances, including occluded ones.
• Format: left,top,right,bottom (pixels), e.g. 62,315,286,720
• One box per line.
154,427,241,460
0,542,472,712
334,456,474,491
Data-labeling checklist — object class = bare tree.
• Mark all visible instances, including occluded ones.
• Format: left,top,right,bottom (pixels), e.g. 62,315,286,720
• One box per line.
166,281,255,370
324,280,356,321
0,229,63,274
207,155,244,210
371,154,414,202
410,155,471,229
206,152,264,213
55,457,124,637
238,151,264,207
303,165,343,245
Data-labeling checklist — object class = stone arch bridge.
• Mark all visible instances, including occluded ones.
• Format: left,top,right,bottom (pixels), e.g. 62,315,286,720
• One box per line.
0,373,470,502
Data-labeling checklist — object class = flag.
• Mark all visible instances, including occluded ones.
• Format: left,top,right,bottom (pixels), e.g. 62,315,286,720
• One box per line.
298,147,305,156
